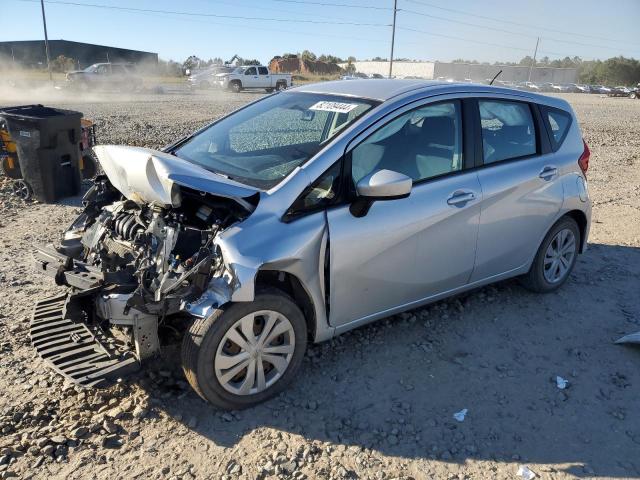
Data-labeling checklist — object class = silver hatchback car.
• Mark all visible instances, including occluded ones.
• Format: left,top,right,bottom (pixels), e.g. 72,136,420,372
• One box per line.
31,80,591,409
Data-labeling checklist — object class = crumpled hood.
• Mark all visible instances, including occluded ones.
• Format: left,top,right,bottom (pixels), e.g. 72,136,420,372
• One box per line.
93,145,258,211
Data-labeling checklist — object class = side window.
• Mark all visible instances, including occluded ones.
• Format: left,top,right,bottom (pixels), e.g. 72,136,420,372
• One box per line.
479,100,536,164
543,106,572,150
245,67,257,75
351,101,463,184
286,162,342,218
258,67,269,75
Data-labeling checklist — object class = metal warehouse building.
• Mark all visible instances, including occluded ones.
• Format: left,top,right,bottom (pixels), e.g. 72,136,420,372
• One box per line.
0,40,158,68
342,61,577,84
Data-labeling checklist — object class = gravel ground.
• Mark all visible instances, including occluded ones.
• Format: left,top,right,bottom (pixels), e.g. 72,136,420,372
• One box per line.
0,88,639,480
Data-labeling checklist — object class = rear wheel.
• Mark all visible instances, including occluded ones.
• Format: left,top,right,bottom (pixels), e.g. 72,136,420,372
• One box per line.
275,81,286,91
630,91,638,99
181,289,307,409
520,216,580,293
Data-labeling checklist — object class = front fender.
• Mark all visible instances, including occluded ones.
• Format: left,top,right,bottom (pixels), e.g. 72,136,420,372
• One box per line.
191,210,332,342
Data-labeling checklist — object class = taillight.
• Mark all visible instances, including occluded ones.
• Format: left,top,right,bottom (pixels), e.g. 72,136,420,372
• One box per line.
578,139,590,176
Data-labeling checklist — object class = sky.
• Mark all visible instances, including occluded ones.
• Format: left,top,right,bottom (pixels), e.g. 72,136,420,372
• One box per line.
2,0,640,65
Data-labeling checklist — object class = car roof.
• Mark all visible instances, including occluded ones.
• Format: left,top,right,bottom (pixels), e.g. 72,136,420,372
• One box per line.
290,79,571,110
292,79,449,101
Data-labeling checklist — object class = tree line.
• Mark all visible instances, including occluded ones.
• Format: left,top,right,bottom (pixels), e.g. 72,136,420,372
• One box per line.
450,55,640,86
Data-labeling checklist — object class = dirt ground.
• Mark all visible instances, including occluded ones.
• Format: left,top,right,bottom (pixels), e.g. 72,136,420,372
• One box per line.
0,87,639,480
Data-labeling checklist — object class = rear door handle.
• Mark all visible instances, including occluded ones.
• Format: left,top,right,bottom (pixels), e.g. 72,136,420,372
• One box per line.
447,190,476,206
539,165,558,180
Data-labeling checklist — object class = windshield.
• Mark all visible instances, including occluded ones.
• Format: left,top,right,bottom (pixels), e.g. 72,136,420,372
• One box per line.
232,67,246,74
83,64,99,73
173,92,378,189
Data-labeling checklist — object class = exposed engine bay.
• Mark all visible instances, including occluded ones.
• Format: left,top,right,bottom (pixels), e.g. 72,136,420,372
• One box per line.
31,146,258,386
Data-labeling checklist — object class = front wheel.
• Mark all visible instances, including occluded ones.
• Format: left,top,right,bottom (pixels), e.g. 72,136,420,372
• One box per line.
181,290,307,409
520,216,580,293
630,91,638,99
229,81,242,93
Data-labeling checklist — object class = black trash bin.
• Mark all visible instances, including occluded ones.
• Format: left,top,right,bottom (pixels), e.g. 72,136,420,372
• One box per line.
0,104,83,203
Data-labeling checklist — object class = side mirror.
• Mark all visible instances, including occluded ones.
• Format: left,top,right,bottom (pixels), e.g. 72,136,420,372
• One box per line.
351,169,412,217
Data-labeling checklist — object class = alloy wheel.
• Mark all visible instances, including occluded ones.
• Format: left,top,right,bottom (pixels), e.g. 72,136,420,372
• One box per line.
12,180,31,200
214,310,295,395
543,228,576,283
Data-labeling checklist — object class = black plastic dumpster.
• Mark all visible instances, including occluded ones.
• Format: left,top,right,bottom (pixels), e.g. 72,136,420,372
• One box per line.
0,105,82,203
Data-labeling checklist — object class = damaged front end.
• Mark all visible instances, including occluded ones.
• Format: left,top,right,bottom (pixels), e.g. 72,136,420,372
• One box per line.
31,146,257,387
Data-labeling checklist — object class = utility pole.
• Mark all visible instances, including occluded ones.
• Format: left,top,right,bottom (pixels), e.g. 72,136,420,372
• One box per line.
388,0,397,78
528,37,539,82
40,0,52,81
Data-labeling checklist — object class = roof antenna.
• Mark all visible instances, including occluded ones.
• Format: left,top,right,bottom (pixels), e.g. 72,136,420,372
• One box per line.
489,69,503,85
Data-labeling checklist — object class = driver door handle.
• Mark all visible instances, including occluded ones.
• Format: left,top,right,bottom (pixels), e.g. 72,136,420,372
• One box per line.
447,190,476,206
539,165,558,180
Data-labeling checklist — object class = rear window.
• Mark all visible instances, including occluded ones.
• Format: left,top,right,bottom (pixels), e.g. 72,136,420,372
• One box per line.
542,106,572,151
479,100,537,164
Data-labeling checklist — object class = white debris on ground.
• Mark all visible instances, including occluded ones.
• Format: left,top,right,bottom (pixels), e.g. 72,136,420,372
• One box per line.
452,409,468,423
517,464,537,480
556,376,569,390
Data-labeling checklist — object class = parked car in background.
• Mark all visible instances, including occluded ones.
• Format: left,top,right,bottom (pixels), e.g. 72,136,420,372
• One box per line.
567,84,590,93
590,85,612,94
550,83,571,93
30,79,591,409
66,63,143,91
522,81,542,92
188,66,234,89
608,86,632,97
630,84,639,99
215,66,292,93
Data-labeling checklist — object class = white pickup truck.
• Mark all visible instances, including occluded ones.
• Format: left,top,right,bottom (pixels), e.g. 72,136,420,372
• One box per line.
215,66,292,93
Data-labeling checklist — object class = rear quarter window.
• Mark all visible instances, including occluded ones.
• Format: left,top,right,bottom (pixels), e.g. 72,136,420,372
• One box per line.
541,106,573,151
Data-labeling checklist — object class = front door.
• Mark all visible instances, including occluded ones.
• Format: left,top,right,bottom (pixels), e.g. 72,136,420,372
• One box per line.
326,99,481,327
243,67,259,87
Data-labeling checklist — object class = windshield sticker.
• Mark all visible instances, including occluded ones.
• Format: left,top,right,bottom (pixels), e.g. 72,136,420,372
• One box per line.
309,101,359,113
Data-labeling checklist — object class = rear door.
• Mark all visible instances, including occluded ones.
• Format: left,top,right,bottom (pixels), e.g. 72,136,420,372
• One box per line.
326,98,481,327
470,97,563,282
257,66,271,87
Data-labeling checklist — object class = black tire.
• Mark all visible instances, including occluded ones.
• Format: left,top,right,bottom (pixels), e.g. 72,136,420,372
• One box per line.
229,81,242,93
630,91,638,99
520,216,580,293
265,87,275,93
275,81,286,91
12,179,32,200
181,289,308,409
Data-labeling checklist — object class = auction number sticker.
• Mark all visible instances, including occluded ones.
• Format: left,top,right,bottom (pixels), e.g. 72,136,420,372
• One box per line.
309,101,359,113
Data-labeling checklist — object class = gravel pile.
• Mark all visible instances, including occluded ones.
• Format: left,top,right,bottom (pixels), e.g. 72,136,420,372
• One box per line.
0,90,638,479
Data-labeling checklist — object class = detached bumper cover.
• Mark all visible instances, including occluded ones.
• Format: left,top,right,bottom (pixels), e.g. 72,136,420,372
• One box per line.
30,293,139,387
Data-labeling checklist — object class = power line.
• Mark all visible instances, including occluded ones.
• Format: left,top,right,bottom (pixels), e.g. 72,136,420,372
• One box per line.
15,0,391,26
397,26,599,60
269,0,392,10
400,8,537,39
189,0,367,23
120,8,391,47
399,7,639,54
402,0,640,47
397,26,533,53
